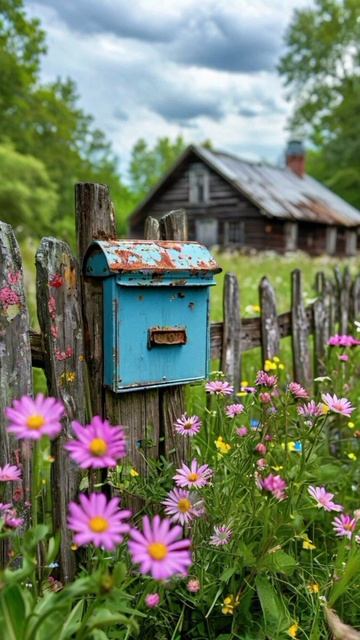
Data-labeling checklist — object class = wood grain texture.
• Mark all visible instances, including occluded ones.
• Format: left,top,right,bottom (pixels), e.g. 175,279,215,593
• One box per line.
0,222,33,565
291,269,311,387
158,210,188,463
36,237,86,583
259,276,280,362
339,267,351,334
76,183,116,417
144,216,160,241
221,273,241,390
351,275,360,321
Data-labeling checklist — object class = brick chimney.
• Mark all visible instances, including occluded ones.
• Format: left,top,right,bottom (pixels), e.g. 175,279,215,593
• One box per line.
286,140,305,178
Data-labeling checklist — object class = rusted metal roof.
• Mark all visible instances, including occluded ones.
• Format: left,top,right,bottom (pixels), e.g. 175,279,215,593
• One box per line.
84,240,221,275
196,146,360,227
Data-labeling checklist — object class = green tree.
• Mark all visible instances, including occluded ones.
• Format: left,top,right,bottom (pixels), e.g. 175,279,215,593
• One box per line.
0,0,131,240
0,143,57,237
129,136,187,200
279,0,360,208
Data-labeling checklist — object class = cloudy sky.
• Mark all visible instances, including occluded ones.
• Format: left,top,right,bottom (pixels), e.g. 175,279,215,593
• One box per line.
25,0,311,177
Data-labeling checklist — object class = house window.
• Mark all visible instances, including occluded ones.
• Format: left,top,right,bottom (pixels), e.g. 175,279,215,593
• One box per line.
225,221,245,245
189,165,209,204
195,219,218,246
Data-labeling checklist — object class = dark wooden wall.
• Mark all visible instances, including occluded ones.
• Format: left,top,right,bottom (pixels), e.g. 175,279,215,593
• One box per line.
129,155,357,257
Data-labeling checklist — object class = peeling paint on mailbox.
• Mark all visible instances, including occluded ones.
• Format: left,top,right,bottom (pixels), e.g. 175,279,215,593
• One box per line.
83,240,221,392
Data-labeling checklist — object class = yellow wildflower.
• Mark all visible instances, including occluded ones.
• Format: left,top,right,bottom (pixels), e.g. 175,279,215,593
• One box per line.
273,356,280,363
303,539,316,550
130,468,139,477
264,359,277,371
221,594,240,615
253,304,261,313
320,404,330,414
271,465,283,471
60,371,76,384
348,421,355,429
215,436,231,455
307,583,320,593
237,391,247,397
278,363,285,370
241,380,249,388
288,622,299,638
348,452,357,461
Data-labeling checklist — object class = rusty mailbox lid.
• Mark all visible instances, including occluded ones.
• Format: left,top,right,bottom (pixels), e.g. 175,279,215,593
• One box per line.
84,240,221,286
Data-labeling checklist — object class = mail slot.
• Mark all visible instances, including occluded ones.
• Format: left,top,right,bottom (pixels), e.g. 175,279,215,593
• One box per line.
148,327,187,348
83,240,221,392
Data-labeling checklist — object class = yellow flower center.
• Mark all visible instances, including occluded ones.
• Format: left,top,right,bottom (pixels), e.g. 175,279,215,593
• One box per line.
89,516,109,533
148,542,168,561
26,415,45,430
178,498,192,513
89,437,108,456
187,472,199,482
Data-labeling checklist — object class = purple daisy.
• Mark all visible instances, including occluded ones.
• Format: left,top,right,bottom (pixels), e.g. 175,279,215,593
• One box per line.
145,593,160,608
261,474,287,500
3,510,24,529
209,525,232,546
174,413,202,437
298,401,324,418
255,371,278,387
173,460,213,489
162,488,203,525
205,380,234,396
288,382,309,399
128,515,192,580
332,514,357,539
225,403,244,418
321,393,354,417
0,464,22,481
65,416,127,468
67,493,131,551
5,394,64,440
308,486,343,512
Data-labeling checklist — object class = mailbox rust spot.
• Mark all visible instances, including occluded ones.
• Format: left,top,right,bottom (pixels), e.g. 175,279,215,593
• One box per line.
148,326,187,348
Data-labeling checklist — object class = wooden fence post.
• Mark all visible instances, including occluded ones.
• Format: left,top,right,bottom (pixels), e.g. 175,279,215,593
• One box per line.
350,274,360,323
291,269,311,387
159,210,188,463
36,237,87,583
0,222,33,565
340,267,352,334
75,183,117,417
259,276,280,363
221,273,241,391
313,271,332,377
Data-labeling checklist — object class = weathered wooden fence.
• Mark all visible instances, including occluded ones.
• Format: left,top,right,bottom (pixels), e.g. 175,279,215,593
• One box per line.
1,181,359,581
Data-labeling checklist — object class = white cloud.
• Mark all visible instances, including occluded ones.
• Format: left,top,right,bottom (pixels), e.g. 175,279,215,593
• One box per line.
25,0,312,174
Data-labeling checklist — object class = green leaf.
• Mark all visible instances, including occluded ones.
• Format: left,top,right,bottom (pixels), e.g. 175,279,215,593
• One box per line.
58,600,84,640
328,551,360,606
260,550,297,576
220,566,237,582
0,585,27,640
86,609,138,632
255,575,291,635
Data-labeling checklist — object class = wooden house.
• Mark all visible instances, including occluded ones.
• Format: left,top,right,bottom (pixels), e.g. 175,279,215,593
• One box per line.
128,142,360,256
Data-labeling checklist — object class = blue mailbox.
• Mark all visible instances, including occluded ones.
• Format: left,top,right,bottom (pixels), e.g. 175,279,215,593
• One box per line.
84,240,221,392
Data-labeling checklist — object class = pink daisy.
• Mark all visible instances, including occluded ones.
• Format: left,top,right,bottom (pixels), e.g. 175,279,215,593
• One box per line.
0,464,22,481
65,417,127,468
162,488,203,525
4,511,24,529
174,413,202,437
145,593,160,608
339,354,349,362
205,380,234,396
328,335,360,347
5,394,64,440
209,525,232,546
225,404,244,418
128,515,192,580
255,371,277,387
261,474,287,500
308,486,343,512
67,493,131,551
332,514,357,539
288,382,309,399
236,426,248,437
0,503,13,512
321,393,354,417
173,460,213,489
298,401,324,418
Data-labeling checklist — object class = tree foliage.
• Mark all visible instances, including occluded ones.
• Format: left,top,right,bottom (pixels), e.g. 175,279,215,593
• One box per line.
129,136,187,200
279,0,360,208
0,0,133,240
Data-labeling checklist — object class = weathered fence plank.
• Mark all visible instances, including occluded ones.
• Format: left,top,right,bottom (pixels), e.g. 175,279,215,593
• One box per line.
159,209,188,463
259,276,280,363
339,267,352,334
144,216,160,241
36,237,87,583
0,222,33,565
350,275,360,323
76,183,117,417
221,273,241,390
291,269,311,387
